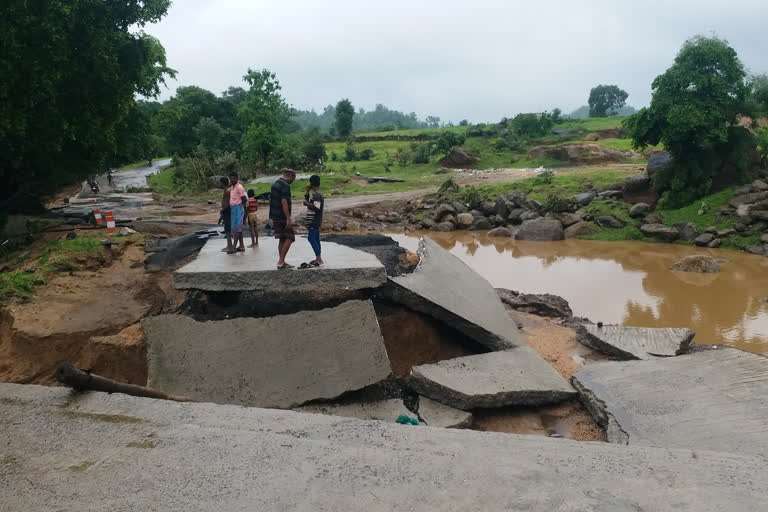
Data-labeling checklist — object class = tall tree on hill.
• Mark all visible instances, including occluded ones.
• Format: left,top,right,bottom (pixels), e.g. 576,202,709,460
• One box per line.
0,0,175,212
588,85,629,117
625,35,753,207
335,99,355,137
239,69,291,169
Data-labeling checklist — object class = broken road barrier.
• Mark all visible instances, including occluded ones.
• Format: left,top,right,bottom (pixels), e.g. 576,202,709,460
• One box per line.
105,211,116,234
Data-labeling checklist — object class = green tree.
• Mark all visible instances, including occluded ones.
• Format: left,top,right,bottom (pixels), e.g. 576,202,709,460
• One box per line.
335,99,355,137
588,85,629,117
239,69,291,169
625,36,751,207
510,113,552,138
0,0,174,211
747,75,768,118
153,86,220,156
757,127,768,168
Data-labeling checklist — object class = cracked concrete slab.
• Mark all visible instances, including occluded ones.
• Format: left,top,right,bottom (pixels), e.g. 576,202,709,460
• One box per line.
387,237,524,351
142,300,391,408
2,383,767,511
573,348,768,456
408,346,575,410
173,237,386,292
297,396,471,428
577,324,694,360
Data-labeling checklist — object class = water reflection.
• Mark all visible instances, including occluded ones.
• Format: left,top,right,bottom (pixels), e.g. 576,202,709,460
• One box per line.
390,232,768,354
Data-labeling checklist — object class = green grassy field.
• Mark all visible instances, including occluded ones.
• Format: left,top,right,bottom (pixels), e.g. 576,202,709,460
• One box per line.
552,116,627,132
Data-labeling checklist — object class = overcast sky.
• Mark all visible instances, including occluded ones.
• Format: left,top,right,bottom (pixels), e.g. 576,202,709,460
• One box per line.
145,0,768,122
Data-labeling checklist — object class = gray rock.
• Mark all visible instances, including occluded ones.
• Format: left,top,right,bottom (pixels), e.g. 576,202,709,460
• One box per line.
708,238,722,248
558,212,583,227
142,300,391,408
519,211,540,221
431,221,454,232
646,151,672,178
674,222,699,241
482,201,497,217
644,212,663,224
451,201,467,214
387,212,401,223
730,191,768,207
629,203,650,218
761,233,768,244
716,228,736,238
491,214,505,226
595,215,624,228
624,174,650,192
433,203,456,222
173,238,386,292
694,233,715,247
388,237,524,351
488,226,513,237
442,214,457,226
564,220,597,239
505,190,527,206
408,347,575,410
297,396,472,429
573,348,768,457
640,223,679,242
507,208,526,223
749,210,768,221
420,218,436,229
577,324,694,360
734,184,753,195
456,212,474,228
469,209,483,219
753,179,768,191
470,217,493,230
597,190,623,200
496,288,573,318
752,221,768,232
704,225,718,235
527,198,543,210
494,197,510,219
4,383,768,512
573,191,596,206
517,217,564,241
745,245,766,255
669,255,720,273
736,204,751,218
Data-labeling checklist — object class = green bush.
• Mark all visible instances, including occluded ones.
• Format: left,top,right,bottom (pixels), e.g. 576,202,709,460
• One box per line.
359,148,375,160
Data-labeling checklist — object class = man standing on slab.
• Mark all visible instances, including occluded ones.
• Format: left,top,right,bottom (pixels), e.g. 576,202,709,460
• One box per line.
270,168,296,269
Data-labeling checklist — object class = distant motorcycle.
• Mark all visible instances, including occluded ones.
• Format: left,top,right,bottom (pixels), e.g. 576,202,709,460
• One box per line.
90,181,100,194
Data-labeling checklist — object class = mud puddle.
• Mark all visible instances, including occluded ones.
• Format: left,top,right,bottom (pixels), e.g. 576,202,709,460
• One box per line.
391,232,768,354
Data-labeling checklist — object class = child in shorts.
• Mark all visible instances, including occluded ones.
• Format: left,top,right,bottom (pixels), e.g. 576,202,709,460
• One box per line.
247,189,259,248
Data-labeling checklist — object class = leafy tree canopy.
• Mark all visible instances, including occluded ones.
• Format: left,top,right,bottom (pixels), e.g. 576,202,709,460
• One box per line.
588,85,629,117
0,0,175,211
334,99,355,137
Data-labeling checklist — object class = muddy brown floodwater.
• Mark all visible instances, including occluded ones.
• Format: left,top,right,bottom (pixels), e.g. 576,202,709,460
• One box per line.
390,232,768,354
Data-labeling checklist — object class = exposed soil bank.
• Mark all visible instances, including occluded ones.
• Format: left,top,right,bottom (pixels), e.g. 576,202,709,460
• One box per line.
391,231,768,354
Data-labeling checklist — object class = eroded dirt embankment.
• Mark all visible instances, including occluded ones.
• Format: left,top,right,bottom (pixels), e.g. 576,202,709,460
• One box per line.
0,238,185,386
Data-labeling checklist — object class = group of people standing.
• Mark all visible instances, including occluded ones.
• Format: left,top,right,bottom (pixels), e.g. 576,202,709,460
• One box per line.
218,169,324,269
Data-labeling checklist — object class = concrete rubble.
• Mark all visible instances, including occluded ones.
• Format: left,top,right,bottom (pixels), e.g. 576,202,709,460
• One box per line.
173,237,386,292
573,348,768,456
2,384,767,512
142,300,391,408
297,396,472,428
578,324,695,360
387,236,524,351
408,346,575,410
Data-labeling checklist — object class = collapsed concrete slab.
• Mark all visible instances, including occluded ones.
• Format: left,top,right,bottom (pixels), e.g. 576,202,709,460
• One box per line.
573,349,768,456
408,346,575,410
3,384,767,512
173,237,386,292
142,300,391,408
297,396,471,428
578,324,694,360
387,237,524,351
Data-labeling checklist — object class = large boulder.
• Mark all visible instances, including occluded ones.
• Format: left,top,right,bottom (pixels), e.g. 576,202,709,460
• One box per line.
640,223,679,242
730,191,768,208
694,233,716,247
646,151,672,178
595,215,624,229
488,227,513,238
584,132,600,141
431,222,454,232
624,174,650,193
516,218,564,241
433,203,456,222
456,212,474,228
470,216,493,230
669,255,720,273
629,203,650,218
573,191,596,206
528,144,634,165
564,220,597,238
507,208,526,224
438,146,479,168
674,222,699,241
558,212,583,227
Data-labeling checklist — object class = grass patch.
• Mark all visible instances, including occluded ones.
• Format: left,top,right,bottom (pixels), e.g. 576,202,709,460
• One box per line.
554,117,627,132
660,188,734,231
579,200,645,241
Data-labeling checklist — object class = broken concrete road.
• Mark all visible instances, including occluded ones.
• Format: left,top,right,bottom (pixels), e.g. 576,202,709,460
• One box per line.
3,384,766,511
578,324,694,360
297,396,472,428
408,346,575,410
574,348,768,456
173,237,386,292
388,236,524,351
142,300,391,408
